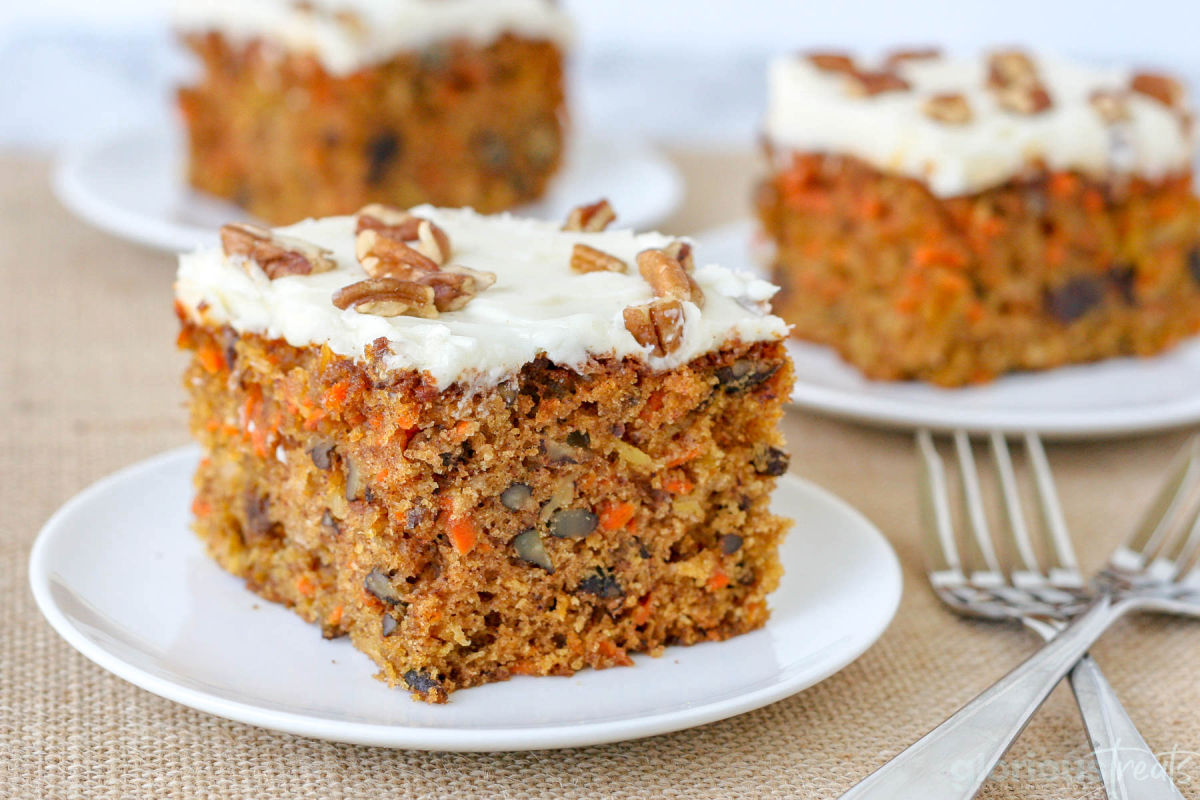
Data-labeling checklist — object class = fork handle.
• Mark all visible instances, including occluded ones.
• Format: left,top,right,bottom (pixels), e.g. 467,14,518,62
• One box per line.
1069,654,1185,800
840,595,1130,800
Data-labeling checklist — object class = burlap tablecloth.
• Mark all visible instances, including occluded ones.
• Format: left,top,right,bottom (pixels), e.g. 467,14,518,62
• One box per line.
2,151,1199,799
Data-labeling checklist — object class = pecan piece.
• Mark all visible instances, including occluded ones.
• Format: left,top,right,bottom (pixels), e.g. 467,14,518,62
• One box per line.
664,241,695,273
220,223,336,279
332,277,437,318
571,243,627,274
356,204,451,265
563,199,616,232
419,265,496,312
637,249,704,306
884,47,941,69
1089,89,1131,123
994,83,1053,115
922,93,972,124
803,51,856,74
623,298,685,357
987,50,1039,89
1130,72,1184,108
356,228,440,278
846,70,910,97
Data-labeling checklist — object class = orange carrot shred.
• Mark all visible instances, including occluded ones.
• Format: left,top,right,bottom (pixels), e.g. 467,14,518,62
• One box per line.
707,568,730,591
665,478,694,495
296,576,315,597
447,515,477,555
599,501,636,531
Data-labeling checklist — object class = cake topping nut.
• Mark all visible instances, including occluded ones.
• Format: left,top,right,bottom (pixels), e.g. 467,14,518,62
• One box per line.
987,50,1040,90
637,249,704,306
332,277,437,318
1089,89,1131,123
220,223,336,279
1130,72,1185,108
563,199,617,232
570,243,628,274
804,51,856,74
884,47,942,69
356,204,452,265
623,298,686,357
922,93,973,125
846,70,911,97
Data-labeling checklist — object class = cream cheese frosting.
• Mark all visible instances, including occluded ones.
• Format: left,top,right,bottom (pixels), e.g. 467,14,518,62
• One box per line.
765,51,1197,196
175,207,789,389
173,0,573,76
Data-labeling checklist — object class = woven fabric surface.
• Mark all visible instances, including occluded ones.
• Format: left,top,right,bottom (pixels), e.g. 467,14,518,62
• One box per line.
2,153,1198,799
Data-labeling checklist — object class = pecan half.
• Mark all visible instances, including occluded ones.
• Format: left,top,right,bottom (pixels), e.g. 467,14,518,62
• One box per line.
804,51,856,74
922,93,973,124
987,50,1039,89
1130,71,1184,108
884,47,941,69
1089,89,1131,123
664,241,695,273
994,83,1053,115
356,204,451,265
332,277,437,318
623,298,685,356
637,249,704,306
571,243,627,274
220,223,336,279
846,70,910,97
420,265,496,312
356,228,440,279
563,199,617,232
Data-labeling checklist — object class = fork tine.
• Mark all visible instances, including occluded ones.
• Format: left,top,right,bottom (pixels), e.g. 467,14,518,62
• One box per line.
917,430,962,582
1024,432,1083,588
1157,493,1200,581
953,431,1003,582
1116,435,1200,571
989,432,1040,583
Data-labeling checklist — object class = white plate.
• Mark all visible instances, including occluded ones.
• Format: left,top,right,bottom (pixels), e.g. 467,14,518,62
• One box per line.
29,446,900,751
53,126,683,253
698,220,1200,439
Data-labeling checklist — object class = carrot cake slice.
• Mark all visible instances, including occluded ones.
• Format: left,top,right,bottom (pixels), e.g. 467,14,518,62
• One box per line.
174,0,571,224
757,48,1200,386
174,201,794,702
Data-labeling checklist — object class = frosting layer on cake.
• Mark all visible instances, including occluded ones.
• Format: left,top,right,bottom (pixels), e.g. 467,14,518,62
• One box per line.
173,0,572,75
765,51,1196,196
175,207,788,388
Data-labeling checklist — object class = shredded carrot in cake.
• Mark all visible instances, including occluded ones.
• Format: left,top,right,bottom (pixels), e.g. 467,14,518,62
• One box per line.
599,501,636,531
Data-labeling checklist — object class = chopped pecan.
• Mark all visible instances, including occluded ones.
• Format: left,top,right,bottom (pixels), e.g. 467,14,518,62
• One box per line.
846,70,910,97
623,298,685,357
804,51,856,74
220,223,336,279
1089,89,1131,123
420,265,496,312
571,243,627,274
563,199,616,232
1130,71,1184,108
637,249,704,306
332,277,437,318
884,47,942,69
987,50,1039,89
922,92,972,124
664,241,695,273
356,228,440,279
356,204,451,265
994,83,1053,115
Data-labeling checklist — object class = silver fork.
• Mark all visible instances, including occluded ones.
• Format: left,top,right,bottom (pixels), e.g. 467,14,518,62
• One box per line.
839,432,1200,800
920,430,1182,800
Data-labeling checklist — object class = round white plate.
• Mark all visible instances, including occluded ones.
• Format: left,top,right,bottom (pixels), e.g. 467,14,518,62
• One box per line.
30,446,900,751
53,127,683,254
697,220,1200,439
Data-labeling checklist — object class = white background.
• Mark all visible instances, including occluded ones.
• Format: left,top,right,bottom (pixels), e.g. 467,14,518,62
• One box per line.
2,0,1198,150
